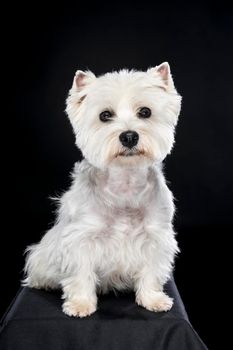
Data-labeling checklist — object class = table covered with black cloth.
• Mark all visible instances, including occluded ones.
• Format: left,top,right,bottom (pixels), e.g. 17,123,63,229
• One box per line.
0,278,208,350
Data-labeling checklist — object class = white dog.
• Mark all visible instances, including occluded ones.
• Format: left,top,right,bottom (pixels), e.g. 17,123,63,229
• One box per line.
23,63,182,318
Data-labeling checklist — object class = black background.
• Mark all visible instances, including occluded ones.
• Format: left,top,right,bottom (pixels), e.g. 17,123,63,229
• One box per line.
2,2,233,349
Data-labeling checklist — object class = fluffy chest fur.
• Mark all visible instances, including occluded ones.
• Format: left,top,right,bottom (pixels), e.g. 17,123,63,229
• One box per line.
59,162,174,291
82,164,155,265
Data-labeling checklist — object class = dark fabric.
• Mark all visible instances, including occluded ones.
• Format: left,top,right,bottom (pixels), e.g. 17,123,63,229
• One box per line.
0,278,208,350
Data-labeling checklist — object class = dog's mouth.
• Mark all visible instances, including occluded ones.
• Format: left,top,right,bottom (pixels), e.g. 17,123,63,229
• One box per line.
116,148,146,157
108,147,154,164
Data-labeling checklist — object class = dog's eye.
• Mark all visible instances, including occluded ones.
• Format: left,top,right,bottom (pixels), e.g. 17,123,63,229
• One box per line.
99,110,113,122
137,107,151,119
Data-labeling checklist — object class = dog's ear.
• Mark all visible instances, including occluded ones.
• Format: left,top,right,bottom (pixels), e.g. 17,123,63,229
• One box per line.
148,62,175,89
66,70,96,118
155,62,171,85
73,70,96,91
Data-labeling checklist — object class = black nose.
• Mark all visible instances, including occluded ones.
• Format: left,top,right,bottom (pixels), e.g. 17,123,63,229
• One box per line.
119,131,139,148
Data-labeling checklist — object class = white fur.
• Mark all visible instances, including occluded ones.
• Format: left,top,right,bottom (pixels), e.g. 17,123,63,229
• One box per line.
23,63,182,317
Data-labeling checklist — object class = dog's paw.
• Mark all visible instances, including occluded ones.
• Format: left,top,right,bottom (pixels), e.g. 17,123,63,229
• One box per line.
136,291,173,312
62,298,97,318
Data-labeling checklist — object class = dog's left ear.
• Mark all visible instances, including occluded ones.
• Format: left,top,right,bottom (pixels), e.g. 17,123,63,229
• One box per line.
148,62,175,89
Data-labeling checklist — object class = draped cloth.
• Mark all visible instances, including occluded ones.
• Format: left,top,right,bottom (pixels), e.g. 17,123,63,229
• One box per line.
0,278,208,349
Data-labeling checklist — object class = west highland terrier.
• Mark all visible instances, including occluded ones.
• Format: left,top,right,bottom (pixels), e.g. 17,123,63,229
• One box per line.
23,62,182,317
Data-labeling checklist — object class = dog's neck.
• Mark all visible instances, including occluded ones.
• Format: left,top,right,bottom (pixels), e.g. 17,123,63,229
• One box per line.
107,165,150,189
92,163,157,208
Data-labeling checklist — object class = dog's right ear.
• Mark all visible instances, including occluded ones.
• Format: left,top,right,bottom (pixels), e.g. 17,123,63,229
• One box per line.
73,70,96,91
66,70,96,119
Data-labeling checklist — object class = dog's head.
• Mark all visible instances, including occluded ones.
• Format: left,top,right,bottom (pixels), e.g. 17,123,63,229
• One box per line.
66,63,181,169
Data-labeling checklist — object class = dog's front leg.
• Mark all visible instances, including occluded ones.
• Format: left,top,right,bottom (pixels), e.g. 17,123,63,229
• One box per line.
134,269,173,312
134,228,177,312
61,268,98,318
